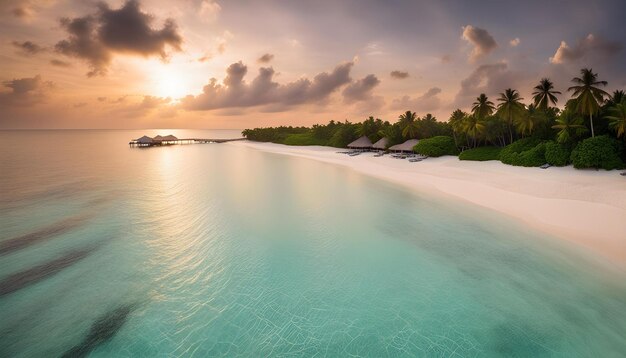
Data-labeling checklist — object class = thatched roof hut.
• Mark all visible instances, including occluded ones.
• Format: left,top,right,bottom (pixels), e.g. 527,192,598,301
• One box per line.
161,135,178,141
389,139,419,152
347,136,373,149
372,137,388,150
136,135,154,144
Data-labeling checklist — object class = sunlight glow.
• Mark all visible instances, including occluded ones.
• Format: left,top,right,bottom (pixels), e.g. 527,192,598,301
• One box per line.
153,68,190,99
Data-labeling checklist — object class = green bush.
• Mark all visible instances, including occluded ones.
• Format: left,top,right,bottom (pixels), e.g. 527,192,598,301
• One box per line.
283,133,328,146
544,141,571,166
500,138,546,167
458,146,502,161
413,136,458,157
570,135,625,170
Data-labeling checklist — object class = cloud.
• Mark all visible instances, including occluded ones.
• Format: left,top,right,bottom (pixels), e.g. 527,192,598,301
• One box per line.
390,70,409,79
462,25,498,61
550,34,622,64
196,31,232,62
106,95,172,118
363,42,384,56
454,62,524,107
181,61,355,110
55,0,183,77
0,75,53,107
257,53,274,64
11,41,45,55
342,74,380,103
197,54,212,62
7,0,53,20
199,0,221,21
11,5,33,19
441,54,452,63
509,38,520,47
50,59,71,67
214,30,232,54
390,87,442,112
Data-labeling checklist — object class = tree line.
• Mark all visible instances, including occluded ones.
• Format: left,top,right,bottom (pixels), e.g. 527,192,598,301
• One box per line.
243,68,625,167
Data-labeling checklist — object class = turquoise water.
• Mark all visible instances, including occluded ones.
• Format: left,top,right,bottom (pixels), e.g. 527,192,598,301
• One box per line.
0,130,625,357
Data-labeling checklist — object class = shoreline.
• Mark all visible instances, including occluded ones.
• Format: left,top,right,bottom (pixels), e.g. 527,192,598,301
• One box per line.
231,141,626,268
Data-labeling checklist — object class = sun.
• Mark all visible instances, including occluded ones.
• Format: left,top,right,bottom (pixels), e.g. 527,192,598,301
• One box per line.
152,67,191,100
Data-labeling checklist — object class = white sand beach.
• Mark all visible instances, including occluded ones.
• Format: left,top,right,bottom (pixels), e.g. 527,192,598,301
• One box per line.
233,141,626,267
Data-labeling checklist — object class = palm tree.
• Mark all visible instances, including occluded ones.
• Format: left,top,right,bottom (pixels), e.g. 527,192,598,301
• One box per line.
496,88,525,144
606,90,625,107
448,109,466,146
567,68,609,137
516,104,545,137
471,94,495,120
605,99,626,139
398,110,419,139
532,78,561,111
463,115,485,147
552,109,587,144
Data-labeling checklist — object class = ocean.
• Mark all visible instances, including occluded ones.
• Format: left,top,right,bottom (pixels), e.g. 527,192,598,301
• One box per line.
1,130,625,357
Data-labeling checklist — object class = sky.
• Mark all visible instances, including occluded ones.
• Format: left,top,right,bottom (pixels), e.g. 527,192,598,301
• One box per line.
1,0,625,129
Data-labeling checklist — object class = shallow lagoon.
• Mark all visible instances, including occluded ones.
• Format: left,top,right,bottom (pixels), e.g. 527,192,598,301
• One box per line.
1,130,625,357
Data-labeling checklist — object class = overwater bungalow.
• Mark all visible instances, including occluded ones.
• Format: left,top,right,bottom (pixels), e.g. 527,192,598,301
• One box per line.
347,136,373,151
135,135,154,146
130,134,242,147
161,135,178,144
389,139,419,153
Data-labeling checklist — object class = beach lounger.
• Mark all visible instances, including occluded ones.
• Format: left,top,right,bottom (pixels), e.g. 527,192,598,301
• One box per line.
540,163,552,169
409,155,428,162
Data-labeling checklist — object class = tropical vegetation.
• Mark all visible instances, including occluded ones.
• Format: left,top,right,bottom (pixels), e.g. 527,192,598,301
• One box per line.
243,67,625,170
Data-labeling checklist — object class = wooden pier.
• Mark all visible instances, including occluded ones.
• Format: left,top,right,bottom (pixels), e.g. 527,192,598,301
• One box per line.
129,137,245,147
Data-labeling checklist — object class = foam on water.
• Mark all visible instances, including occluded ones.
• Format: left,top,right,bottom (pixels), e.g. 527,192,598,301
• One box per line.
0,130,624,357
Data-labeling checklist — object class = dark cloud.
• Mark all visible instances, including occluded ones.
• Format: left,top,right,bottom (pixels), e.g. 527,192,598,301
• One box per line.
55,16,112,77
50,59,71,67
0,75,53,107
391,87,442,111
441,54,452,63
257,53,274,63
462,25,498,61
305,62,353,101
73,102,87,108
181,61,355,110
11,41,45,55
97,96,107,102
97,1,182,55
454,62,524,107
342,74,380,103
550,34,622,64
55,0,183,77
390,70,409,79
